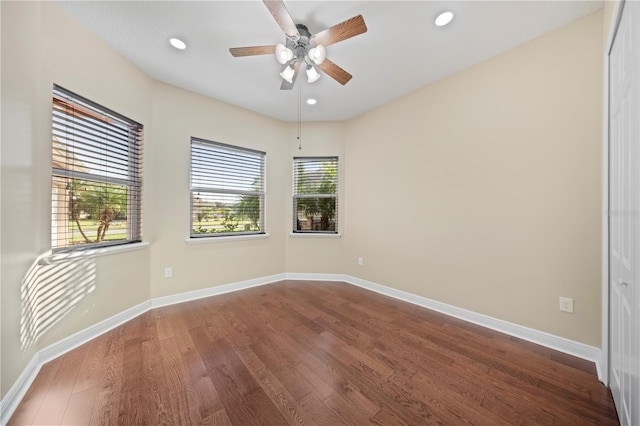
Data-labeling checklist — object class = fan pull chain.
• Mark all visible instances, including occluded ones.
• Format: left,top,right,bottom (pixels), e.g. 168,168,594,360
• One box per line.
297,82,302,150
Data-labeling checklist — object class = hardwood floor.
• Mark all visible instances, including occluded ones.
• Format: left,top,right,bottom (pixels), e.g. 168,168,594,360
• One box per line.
9,280,618,425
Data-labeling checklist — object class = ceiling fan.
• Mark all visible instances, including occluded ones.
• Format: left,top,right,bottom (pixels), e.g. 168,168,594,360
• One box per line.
229,0,368,90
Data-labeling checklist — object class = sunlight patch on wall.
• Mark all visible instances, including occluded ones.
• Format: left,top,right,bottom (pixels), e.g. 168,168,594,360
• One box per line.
20,253,97,350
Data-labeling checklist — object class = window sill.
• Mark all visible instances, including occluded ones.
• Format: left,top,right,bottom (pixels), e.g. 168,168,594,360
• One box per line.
186,233,270,244
40,242,150,265
289,233,341,238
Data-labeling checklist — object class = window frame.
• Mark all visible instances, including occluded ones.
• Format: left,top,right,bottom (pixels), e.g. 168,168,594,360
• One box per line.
292,156,339,234
189,137,266,239
51,85,143,253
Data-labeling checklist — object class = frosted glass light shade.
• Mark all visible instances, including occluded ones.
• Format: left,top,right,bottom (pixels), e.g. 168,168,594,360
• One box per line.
275,43,294,64
308,45,326,65
306,66,320,83
280,65,295,83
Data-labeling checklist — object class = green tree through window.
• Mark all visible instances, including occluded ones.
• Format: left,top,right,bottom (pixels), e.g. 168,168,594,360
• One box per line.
190,138,266,237
68,180,127,243
293,157,338,233
51,85,143,251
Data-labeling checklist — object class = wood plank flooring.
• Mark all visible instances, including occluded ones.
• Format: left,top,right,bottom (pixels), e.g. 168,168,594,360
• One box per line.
8,280,619,425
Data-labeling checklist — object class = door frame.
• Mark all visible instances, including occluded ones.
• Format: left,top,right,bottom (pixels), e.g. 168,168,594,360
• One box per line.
602,0,625,386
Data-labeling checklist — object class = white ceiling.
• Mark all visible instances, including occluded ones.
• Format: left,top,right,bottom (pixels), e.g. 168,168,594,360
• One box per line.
54,1,603,123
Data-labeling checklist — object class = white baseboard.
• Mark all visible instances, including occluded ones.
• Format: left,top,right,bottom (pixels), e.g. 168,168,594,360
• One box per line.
39,301,150,364
343,274,603,379
285,272,345,281
150,273,287,308
0,356,41,426
0,300,150,426
1,272,604,424
0,274,286,425
283,270,602,374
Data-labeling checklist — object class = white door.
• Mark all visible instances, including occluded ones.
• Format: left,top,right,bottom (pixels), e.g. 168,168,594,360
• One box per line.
609,2,640,425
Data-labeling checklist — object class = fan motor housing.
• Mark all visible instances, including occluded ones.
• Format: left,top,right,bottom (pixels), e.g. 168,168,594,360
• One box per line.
289,24,313,62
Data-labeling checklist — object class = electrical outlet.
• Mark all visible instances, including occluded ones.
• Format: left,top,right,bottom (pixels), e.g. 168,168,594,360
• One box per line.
164,267,173,278
559,297,574,313
358,257,364,266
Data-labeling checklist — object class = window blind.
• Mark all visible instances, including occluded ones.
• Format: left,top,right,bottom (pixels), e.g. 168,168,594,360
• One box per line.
293,157,338,233
190,138,266,237
51,85,143,251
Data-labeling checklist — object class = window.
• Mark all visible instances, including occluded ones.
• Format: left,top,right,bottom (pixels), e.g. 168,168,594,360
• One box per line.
293,157,338,233
51,85,143,252
190,138,266,237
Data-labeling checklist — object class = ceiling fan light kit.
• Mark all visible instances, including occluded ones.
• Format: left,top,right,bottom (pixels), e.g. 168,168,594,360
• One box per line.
229,0,368,90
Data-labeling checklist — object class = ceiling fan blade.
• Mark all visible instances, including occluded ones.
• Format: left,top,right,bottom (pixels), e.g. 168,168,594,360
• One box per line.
229,45,276,57
280,62,300,90
318,59,352,85
311,15,367,47
263,0,300,39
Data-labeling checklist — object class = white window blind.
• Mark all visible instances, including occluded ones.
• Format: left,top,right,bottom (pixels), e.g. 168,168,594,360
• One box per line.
190,138,266,237
51,85,143,251
293,157,338,233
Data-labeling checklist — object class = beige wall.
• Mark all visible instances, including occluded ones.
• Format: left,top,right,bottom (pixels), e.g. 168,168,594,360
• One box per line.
344,10,604,346
0,1,291,398
1,0,607,402
148,82,289,298
285,121,346,273
1,1,153,397
603,1,621,47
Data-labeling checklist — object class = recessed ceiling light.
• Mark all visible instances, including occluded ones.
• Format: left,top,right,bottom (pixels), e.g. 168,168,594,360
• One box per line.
306,98,317,105
435,11,454,27
169,37,187,50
